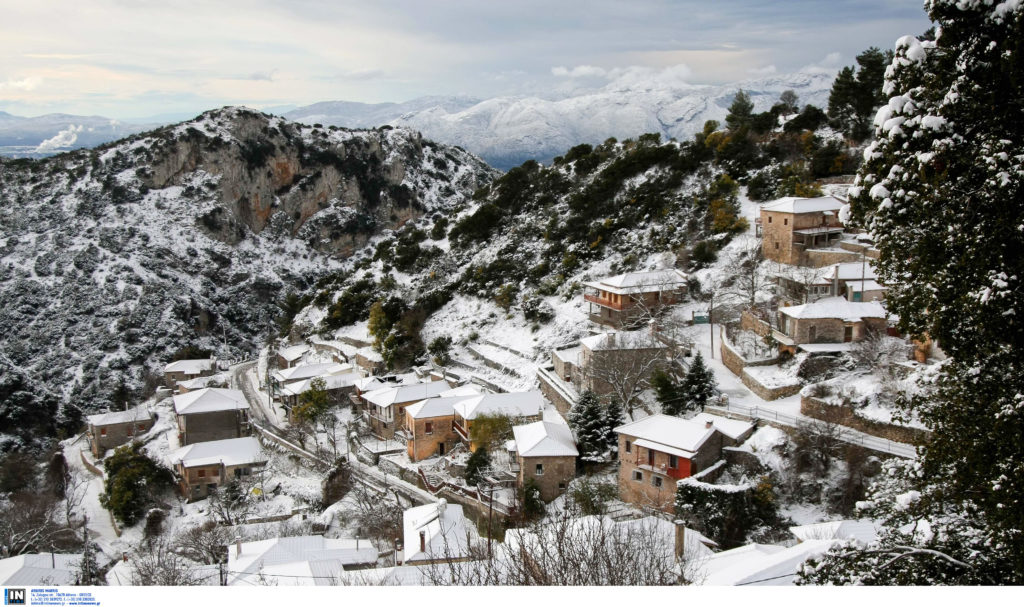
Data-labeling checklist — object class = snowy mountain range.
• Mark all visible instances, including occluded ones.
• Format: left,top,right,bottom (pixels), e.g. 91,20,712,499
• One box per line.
0,111,156,158
284,71,837,168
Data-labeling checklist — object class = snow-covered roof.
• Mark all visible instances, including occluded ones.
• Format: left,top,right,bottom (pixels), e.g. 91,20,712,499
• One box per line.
695,539,838,586
761,195,845,214
829,261,879,282
87,403,153,427
512,421,579,458
403,500,470,564
226,535,377,586
614,414,716,455
279,371,363,397
173,387,249,415
583,268,687,295
453,391,546,421
580,330,664,352
0,553,83,585
406,395,473,420
171,436,266,468
440,384,484,397
789,520,881,544
273,362,351,383
552,345,581,365
694,413,754,441
353,372,420,393
363,381,452,407
177,374,225,391
778,297,887,322
278,343,311,362
164,358,215,374
846,280,886,293
797,343,856,353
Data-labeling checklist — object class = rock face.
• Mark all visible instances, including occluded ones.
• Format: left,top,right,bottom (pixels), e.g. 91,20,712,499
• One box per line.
0,107,496,436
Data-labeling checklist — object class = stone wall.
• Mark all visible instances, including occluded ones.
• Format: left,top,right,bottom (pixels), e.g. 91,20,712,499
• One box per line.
537,371,574,417
801,395,930,445
740,369,803,401
519,455,575,502
804,249,862,267
406,414,459,462
181,409,248,445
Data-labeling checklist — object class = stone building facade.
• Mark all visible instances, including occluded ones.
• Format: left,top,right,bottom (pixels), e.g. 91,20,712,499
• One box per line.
759,196,847,266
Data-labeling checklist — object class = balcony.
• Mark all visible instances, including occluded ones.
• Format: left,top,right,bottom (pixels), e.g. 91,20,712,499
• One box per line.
584,293,627,311
453,421,470,442
636,463,685,480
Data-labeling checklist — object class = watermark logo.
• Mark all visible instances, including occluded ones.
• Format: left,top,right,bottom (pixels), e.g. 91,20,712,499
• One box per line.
3,588,26,605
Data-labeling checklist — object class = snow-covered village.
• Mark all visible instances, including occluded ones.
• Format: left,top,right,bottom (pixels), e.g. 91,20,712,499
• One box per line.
1,0,1023,598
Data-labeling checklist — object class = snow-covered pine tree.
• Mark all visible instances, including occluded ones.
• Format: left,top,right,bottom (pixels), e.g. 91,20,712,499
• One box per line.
568,390,609,462
683,352,716,412
819,0,1024,582
604,398,625,452
651,369,685,415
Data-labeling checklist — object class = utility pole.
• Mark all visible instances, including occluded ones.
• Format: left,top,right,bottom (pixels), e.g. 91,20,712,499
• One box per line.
708,291,714,360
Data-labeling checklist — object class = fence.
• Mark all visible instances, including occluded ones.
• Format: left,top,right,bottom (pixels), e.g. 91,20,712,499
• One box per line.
705,402,917,459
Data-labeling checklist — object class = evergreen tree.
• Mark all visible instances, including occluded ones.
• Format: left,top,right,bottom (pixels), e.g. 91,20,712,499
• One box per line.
725,89,754,131
568,390,610,462
682,353,716,412
651,369,686,416
99,442,174,526
603,398,625,451
464,446,490,487
822,0,1024,582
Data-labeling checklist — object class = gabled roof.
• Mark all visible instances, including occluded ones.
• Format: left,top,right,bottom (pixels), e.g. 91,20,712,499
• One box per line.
846,279,886,293
778,296,887,322
789,520,881,544
173,388,249,415
363,381,452,407
0,553,82,585
453,391,546,421
279,372,362,397
171,436,266,468
512,421,579,458
580,330,664,352
273,362,351,383
278,343,311,362
583,268,687,295
828,261,879,282
694,413,754,441
403,500,470,563
227,535,377,586
613,414,716,456
164,358,215,374
696,539,838,586
761,195,845,214
406,395,473,420
87,404,153,427
177,374,225,391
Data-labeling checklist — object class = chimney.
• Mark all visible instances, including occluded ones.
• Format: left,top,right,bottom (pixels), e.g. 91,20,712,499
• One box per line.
419,531,426,554
437,498,447,514
122,551,128,563
705,419,713,430
235,537,242,558
674,520,687,561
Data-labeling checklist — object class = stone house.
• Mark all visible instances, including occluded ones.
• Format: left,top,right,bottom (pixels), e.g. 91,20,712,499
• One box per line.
171,436,267,502
452,391,546,452
614,414,753,513
759,196,847,266
577,331,669,397
510,420,578,502
176,374,226,394
363,380,452,440
403,386,484,462
279,371,363,418
775,297,889,353
86,404,156,458
163,358,216,388
775,261,883,306
277,344,310,369
354,347,385,375
173,388,251,446
402,500,471,565
583,269,688,329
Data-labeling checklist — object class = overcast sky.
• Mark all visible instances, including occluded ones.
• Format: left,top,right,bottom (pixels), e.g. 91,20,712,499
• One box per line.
0,1,932,120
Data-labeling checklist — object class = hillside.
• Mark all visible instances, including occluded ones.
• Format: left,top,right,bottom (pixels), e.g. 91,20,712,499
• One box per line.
0,107,494,450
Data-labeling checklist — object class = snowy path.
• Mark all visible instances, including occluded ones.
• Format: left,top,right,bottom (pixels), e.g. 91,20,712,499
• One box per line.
63,438,128,558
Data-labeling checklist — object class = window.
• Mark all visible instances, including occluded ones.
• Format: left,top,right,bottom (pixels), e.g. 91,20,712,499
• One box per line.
425,422,433,435
647,450,655,466
625,440,631,453
100,428,107,436
669,455,678,469
784,218,788,225
768,216,772,223
137,423,146,431
198,469,206,478
652,476,663,488
535,463,544,476
774,242,780,250
633,470,643,482
809,326,817,342
558,482,566,491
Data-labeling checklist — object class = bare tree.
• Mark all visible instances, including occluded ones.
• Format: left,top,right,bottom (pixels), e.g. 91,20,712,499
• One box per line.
350,483,403,553
719,237,775,312
175,521,231,565
129,538,202,586
582,331,668,416
775,263,830,304
420,510,692,585
0,490,73,556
